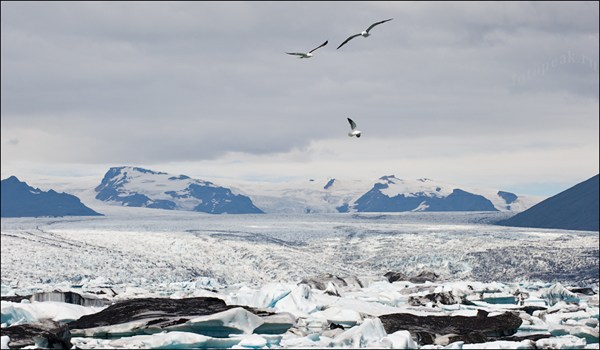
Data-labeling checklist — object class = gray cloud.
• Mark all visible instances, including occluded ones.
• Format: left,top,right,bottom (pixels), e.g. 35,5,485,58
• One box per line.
1,1,598,194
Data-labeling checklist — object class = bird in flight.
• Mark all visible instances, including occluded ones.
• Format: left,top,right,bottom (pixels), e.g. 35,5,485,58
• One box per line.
347,118,361,138
337,19,393,50
286,40,328,58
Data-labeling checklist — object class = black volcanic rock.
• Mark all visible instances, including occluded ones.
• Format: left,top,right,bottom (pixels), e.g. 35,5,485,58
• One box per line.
1,176,102,217
379,311,522,345
68,297,231,330
569,287,597,295
1,321,71,349
384,271,408,283
497,174,599,231
68,297,295,338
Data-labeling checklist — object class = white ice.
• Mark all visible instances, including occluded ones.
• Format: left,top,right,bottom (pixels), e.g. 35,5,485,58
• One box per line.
1,210,598,349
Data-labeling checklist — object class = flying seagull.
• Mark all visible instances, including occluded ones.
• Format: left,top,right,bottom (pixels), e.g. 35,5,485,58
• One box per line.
347,118,361,138
286,40,328,58
337,18,393,50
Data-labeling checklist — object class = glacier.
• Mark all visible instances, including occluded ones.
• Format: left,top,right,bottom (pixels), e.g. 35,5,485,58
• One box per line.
1,209,598,349
230,175,543,214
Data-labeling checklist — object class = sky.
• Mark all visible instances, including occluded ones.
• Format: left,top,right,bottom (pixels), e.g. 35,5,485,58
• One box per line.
1,1,599,196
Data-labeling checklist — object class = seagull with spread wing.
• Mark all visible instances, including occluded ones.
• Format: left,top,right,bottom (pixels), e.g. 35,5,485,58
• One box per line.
337,19,393,50
286,40,328,58
347,118,361,138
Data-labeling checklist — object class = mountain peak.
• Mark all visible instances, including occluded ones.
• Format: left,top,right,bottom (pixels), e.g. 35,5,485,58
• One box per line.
95,166,263,214
1,177,102,217
5,175,21,183
2,175,40,193
379,175,400,184
108,166,168,176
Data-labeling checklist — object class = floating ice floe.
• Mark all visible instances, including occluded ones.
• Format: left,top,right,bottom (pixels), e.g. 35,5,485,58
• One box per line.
542,283,581,306
330,318,387,348
1,300,103,326
2,278,599,349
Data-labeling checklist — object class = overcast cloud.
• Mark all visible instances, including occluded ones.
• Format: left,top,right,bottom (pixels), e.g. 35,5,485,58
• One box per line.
1,1,598,195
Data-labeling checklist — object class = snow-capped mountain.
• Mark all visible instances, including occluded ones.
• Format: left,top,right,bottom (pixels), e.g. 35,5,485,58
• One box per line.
94,167,264,214
498,174,599,231
224,175,542,214
1,176,102,217
351,175,533,213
